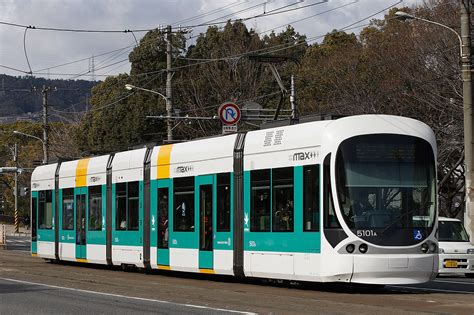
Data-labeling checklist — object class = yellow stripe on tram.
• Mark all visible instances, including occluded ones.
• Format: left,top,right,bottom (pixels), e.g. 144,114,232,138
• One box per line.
157,144,173,179
158,265,171,270
75,158,91,187
199,269,215,274
76,259,88,263
31,253,38,257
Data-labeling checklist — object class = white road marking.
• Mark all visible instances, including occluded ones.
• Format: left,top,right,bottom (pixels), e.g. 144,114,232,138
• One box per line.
0,277,256,314
391,285,474,294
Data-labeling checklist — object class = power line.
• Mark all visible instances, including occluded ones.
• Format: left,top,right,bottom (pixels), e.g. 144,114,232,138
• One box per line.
0,1,327,34
0,21,179,34
171,0,244,26
0,64,29,74
181,0,329,29
258,0,359,36
33,43,136,73
9,1,401,115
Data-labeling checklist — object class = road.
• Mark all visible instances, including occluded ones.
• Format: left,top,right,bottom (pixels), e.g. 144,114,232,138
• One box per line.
1,237,474,314
5,235,30,251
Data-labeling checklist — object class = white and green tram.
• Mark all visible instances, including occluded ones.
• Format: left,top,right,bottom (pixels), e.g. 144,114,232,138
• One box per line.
31,115,438,284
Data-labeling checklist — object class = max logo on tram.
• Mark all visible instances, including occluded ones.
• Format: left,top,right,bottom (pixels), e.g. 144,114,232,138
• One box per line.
30,115,438,285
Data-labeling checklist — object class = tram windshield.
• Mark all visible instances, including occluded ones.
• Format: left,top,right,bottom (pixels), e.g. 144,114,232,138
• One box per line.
336,134,436,246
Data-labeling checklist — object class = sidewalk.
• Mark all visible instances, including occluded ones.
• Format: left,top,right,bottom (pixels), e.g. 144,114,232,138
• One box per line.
2,224,31,237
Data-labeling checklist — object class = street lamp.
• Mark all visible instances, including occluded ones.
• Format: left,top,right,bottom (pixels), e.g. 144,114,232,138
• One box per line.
125,84,168,101
125,84,173,142
394,11,462,55
396,9,474,243
13,130,46,165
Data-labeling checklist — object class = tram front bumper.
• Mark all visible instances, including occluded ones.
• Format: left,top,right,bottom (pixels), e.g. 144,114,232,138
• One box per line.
351,253,437,285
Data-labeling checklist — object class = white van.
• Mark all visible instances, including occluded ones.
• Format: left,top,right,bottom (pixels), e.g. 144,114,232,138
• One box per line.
438,217,474,277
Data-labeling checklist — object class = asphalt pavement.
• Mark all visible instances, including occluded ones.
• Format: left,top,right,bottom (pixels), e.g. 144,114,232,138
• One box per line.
2,241,474,314
0,278,249,315
5,235,30,251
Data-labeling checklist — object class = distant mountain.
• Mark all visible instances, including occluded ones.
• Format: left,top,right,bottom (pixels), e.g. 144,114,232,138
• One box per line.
0,74,99,118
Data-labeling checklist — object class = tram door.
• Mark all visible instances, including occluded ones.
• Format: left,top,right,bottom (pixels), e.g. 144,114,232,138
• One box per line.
31,193,38,254
197,175,214,270
75,188,87,260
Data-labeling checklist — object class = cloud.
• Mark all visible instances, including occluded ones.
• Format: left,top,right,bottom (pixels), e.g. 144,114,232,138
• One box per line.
0,0,421,80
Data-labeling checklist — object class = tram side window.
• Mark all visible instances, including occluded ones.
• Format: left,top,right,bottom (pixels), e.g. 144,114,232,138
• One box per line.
88,185,102,231
128,182,139,231
303,165,320,232
115,182,139,231
62,188,74,230
250,169,271,232
116,183,127,230
272,167,294,232
217,173,231,232
38,190,53,229
174,177,195,232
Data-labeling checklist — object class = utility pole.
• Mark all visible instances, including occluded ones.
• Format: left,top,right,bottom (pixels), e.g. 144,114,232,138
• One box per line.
166,25,173,142
290,75,298,122
42,85,50,164
14,143,18,234
461,1,474,244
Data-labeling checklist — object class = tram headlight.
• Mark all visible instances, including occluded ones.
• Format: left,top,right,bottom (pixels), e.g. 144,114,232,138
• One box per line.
421,243,429,253
428,243,437,253
359,243,368,254
439,248,445,254
346,244,355,253
467,249,474,254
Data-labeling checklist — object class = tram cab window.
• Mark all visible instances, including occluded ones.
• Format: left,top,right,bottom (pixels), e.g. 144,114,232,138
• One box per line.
250,170,271,232
115,181,139,231
173,177,195,232
88,185,102,231
303,165,320,232
323,154,342,229
217,173,231,232
62,188,74,230
272,167,294,232
38,190,53,229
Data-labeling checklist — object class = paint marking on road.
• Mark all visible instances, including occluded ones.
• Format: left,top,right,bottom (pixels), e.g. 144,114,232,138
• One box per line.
434,279,474,286
390,285,474,294
0,277,257,314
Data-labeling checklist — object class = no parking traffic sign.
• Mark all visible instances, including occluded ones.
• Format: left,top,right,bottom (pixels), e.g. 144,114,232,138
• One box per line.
218,102,241,125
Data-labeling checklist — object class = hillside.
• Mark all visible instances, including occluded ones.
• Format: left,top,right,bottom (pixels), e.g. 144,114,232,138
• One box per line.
0,74,98,118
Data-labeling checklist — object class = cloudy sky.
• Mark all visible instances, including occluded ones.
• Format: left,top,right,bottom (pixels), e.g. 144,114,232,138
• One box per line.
0,0,421,81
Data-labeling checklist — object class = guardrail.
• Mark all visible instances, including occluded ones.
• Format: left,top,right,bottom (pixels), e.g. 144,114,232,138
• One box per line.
0,224,6,249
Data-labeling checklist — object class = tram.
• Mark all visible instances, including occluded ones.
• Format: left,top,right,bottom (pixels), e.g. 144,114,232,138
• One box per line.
30,114,438,284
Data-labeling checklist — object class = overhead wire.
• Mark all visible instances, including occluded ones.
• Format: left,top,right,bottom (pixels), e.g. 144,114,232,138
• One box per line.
5,0,403,116
171,0,244,26
0,64,29,74
5,0,329,79
71,1,404,114
33,43,136,73
258,0,359,36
